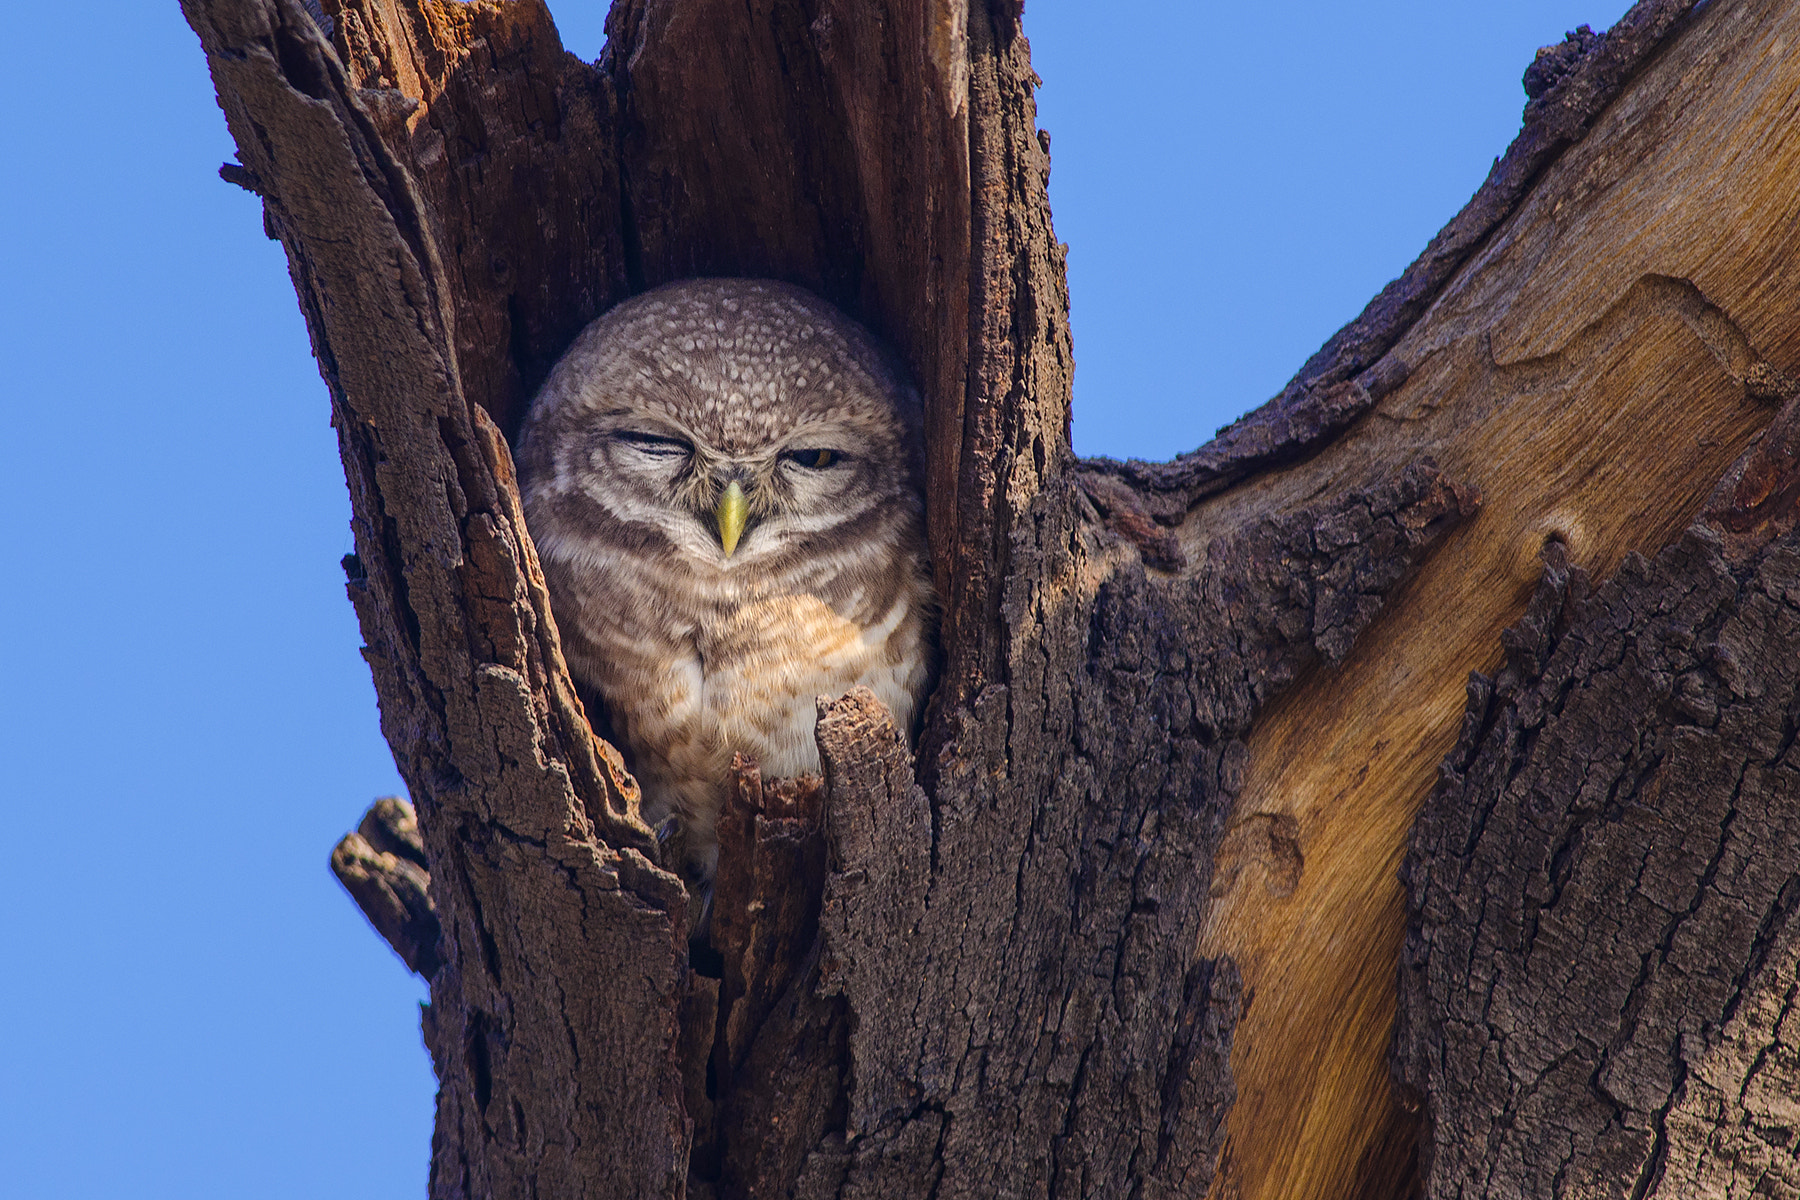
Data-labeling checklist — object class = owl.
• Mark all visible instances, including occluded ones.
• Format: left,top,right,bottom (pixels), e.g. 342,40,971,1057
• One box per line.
515,279,937,894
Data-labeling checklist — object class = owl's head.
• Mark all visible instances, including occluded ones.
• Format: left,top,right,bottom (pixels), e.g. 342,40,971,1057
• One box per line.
516,279,923,573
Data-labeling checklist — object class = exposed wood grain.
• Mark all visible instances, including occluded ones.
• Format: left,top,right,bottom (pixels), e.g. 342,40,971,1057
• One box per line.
1397,384,1800,1195
1083,0,1706,519
1193,2,1800,1196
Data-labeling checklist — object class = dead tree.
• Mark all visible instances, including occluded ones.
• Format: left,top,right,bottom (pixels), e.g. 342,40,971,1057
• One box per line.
181,0,1800,1196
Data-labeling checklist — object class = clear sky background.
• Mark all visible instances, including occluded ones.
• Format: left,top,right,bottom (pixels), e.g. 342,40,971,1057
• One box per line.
0,1,1631,1196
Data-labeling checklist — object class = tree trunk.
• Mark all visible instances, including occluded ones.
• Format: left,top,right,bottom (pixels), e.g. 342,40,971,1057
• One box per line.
178,0,1800,1197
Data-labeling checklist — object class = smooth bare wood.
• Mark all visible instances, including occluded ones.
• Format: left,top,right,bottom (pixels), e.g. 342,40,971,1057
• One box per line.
1092,0,1707,518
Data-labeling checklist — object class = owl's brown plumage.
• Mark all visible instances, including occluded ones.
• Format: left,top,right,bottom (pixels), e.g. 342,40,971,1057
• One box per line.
516,279,936,885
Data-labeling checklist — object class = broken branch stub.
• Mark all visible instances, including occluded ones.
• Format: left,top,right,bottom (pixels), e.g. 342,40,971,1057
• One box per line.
331,797,442,977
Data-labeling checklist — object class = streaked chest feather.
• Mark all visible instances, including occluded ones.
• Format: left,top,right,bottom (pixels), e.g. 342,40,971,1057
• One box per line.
552,549,932,873
651,591,918,767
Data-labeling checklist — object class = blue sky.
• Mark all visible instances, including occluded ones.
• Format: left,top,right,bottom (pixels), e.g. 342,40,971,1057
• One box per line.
0,2,1628,1196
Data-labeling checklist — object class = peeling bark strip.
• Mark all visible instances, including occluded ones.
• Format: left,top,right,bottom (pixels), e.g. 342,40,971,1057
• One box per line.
1398,397,1800,1198
181,0,1800,1196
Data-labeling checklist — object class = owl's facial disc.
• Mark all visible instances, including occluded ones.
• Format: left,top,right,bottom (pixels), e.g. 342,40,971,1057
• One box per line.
562,387,902,570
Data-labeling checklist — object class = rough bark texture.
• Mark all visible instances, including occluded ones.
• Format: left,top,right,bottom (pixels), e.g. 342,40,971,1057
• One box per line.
1397,396,1800,1199
184,4,689,1197
332,796,443,977
796,468,1470,1199
179,0,1800,1197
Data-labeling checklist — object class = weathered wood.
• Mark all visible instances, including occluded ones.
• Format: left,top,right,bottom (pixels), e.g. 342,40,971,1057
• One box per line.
180,0,1062,1193
1397,391,1800,1198
1084,0,1709,519
1183,1,1800,1193
802,468,1471,1198
178,0,1800,1196
331,796,442,977
703,759,848,1198
180,4,688,1197
711,762,829,1095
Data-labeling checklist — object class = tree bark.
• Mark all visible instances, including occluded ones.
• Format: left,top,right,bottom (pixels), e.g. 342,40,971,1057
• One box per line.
179,0,1800,1198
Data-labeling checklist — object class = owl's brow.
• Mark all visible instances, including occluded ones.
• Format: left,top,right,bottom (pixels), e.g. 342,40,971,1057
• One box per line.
592,408,695,440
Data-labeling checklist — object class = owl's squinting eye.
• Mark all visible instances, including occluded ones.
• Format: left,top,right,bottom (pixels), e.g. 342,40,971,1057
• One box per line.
615,431,693,458
781,448,840,470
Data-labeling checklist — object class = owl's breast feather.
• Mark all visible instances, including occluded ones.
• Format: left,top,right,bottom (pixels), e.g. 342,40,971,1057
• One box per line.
695,590,921,777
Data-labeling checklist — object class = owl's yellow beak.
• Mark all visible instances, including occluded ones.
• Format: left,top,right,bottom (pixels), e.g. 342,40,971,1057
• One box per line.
715,480,748,557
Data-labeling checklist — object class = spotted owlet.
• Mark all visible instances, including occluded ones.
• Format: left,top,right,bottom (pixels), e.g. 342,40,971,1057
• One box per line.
516,279,937,890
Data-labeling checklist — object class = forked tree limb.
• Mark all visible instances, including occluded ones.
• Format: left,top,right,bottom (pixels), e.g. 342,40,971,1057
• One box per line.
182,0,1800,1197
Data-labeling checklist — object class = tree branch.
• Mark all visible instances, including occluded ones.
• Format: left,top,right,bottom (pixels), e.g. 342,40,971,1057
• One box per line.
331,797,442,978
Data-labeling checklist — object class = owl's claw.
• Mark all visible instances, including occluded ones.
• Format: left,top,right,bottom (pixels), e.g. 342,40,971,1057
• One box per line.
654,814,681,846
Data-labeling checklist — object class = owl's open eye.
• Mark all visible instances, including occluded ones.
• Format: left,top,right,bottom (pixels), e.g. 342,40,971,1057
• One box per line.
781,448,840,470
614,431,693,458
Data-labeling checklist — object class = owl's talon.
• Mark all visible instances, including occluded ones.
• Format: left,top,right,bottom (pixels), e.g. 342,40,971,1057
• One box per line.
654,814,681,846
